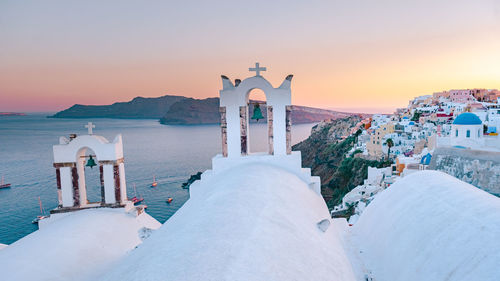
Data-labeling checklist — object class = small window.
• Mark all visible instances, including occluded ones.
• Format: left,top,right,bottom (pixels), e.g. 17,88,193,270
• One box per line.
455,130,458,137
478,130,480,137
466,130,470,138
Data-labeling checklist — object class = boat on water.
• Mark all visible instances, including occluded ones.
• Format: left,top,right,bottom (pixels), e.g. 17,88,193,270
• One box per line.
131,184,144,205
131,197,144,204
32,215,48,224
32,197,48,224
151,175,158,187
166,197,173,203
0,176,11,189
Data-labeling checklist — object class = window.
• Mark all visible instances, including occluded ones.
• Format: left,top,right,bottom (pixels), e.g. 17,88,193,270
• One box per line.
466,130,470,138
455,130,458,137
478,130,481,137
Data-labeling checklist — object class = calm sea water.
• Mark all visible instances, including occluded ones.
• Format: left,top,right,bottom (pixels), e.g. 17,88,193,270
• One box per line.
0,114,314,244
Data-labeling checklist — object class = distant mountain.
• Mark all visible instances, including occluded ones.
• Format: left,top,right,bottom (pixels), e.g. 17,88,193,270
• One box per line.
51,95,187,119
160,98,355,124
0,112,26,116
52,95,359,124
159,98,221,124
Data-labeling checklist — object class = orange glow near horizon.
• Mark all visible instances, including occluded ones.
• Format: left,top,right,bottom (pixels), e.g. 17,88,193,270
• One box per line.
1,1,500,113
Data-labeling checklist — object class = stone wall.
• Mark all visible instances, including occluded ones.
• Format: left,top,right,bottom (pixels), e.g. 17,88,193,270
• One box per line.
429,147,500,196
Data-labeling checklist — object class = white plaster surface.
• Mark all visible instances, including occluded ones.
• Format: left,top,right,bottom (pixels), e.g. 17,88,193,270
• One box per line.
0,208,161,281
119,162,127,203
191,151,321,197
101,164,355,281
350,170,500,281
103,164,116,204
53,134,123,163
60,166,73,207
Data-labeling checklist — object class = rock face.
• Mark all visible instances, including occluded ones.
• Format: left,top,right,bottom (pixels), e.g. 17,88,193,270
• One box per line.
160,98,352,125
51,95,187,119
160,98,221,124
429,147,500,196
53,95,356,125
293,116,389,207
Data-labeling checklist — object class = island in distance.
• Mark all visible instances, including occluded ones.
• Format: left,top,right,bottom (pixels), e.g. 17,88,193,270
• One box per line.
51,95,363,125
0,112,26,116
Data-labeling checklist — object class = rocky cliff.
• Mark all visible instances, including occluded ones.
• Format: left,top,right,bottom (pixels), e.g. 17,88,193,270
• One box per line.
293,116,390,207
160,98,353,125
53,95,354,125
51,95,187,119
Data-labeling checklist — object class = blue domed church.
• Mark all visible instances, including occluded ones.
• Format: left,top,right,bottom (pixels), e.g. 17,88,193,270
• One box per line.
450,112,483,148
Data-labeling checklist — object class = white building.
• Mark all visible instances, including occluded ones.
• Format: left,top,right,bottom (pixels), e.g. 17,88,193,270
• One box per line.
450,112,483,148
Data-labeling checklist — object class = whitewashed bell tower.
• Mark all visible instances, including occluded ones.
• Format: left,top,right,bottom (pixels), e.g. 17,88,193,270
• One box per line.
190,63,321,196
219,62,293,157
52,123,128,212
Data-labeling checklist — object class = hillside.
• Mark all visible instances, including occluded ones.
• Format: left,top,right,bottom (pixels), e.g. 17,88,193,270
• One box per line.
159,98,221,124
51,95,187,119
159,98,354,124
293,116,389,207
52,95,355,125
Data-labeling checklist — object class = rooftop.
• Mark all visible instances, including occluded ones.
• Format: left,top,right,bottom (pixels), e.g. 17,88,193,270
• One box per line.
453,112,482,125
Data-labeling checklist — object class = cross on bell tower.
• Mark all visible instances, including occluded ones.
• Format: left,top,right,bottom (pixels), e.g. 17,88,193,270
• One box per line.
249,62,267,76
85,122,95,135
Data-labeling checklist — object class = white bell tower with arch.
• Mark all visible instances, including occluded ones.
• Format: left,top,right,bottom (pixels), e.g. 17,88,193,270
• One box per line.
190,63,321,196
219,63,293,157
52,123,129,212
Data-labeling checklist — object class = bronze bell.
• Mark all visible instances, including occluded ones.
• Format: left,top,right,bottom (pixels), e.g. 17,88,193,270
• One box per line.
251,103,264,121
85,155,97,169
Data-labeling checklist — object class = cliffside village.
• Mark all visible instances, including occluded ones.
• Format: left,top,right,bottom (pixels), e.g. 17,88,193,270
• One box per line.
333,89,500,221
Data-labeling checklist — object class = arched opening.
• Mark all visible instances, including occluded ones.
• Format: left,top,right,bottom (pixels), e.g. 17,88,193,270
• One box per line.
247,88,269,154
76,147,104,206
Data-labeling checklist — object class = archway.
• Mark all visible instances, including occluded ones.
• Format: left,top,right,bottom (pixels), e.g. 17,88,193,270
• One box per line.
247,88,270,154
76,147,104,207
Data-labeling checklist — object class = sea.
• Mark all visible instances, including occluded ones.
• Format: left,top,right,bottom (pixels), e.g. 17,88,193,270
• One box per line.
0,114,315,244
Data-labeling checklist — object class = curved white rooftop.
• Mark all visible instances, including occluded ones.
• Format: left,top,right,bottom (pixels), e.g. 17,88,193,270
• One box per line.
101,164,356,281
0,208,160,281
351,170,500,281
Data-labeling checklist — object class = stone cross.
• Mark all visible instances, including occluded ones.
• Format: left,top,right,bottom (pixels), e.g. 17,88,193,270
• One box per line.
249,62,266,76
85,122,95,135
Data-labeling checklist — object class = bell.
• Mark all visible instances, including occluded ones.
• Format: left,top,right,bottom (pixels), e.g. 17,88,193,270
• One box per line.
251,103,264,121
85,155,97,169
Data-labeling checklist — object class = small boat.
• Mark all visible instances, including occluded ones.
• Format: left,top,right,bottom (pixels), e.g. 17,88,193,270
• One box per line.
131,196,144,204
0,176,11,189
32,215,48,224
131,184,144,205
151,175,158,187
166,197,173,203
32,197,48,224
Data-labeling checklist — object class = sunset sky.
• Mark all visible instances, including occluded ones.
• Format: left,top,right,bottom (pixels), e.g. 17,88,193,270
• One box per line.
1,0,500,113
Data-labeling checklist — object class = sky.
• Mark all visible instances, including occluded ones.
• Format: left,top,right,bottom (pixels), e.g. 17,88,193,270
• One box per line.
1,0,500,113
